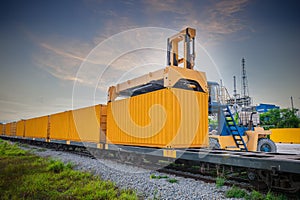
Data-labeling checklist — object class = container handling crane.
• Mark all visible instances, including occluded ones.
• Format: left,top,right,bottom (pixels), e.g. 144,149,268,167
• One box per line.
108,27,276,152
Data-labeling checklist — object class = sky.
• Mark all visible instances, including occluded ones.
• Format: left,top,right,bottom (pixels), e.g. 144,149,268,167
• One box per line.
0,0,299,122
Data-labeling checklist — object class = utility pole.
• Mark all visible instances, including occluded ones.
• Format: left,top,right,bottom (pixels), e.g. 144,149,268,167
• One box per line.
291,96,294,110
241,58,249,98
233,76,237,103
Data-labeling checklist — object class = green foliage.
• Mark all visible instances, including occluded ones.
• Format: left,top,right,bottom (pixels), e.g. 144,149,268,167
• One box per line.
278,109,300,128
0,140,27,156
167,178,178,183
260,108,300,128
216,177,225,188
225,186,247,198
119,189,138,200
226,186,287,200
209,118,218,130
47,159,73,173
246,190,264,200
0,140,138,200
265,191,287,200
150,174,157,179
150,174,168,179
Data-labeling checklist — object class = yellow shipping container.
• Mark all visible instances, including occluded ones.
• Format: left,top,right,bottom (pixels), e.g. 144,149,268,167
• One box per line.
271,128,300,144
25,116,49,139
49,105,105,142
50,111,70,140
16,120,25,137
11,122,17,136
107,88,208,148
71,104,105,143
0,123,3,135
5,123,11,136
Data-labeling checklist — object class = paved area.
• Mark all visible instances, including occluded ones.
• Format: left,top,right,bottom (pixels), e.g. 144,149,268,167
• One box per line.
276,143,300,154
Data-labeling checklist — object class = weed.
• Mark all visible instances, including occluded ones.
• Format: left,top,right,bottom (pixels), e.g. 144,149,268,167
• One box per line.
158,175,168,179
150,174,168,179
150,174,157,179
226,186,247,198
47,160,66,173
246,190,264,200
119,189,138,200
0,140,27,156
265,191,287,200
216,177,225,188
167,178,178,183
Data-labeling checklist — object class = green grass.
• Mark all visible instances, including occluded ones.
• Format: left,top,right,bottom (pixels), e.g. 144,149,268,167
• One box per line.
0,139,138,200
150,174,168,179
150,174,177,184
226,185,288,200
265,191,287,200
216,177,225,188
167,178,178,183
247,190,264,200
226,186,248,198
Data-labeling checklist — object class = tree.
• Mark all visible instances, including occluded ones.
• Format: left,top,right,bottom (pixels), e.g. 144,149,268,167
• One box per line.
278,109,300,128
260,108,300,128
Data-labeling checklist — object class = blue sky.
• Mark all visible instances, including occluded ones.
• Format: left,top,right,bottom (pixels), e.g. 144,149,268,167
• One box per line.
0,0,299,122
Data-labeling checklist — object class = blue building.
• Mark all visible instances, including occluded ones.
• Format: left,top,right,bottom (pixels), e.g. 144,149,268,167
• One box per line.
256,103,280,113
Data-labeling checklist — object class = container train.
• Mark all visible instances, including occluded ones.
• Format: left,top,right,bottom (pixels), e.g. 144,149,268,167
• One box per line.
1,28,300,193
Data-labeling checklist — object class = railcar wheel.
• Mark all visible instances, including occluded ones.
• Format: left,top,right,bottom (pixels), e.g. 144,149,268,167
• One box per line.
257,138,277,152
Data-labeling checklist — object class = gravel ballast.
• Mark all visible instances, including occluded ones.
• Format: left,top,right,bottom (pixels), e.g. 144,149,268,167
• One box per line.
21,144,241,199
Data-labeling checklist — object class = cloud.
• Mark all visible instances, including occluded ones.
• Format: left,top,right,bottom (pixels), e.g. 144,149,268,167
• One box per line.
39,43,91,63
32,35,98,86
32,0,251,90
144,0,250,45
144,0,187,15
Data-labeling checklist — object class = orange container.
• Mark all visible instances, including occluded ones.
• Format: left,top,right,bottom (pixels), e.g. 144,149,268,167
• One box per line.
16,120,25,137
71,104,106,143
5,123,11,136
107,88,208,148
49,105,106,143
271,128,300,144
49,111,70,140
0,123,4,135
25,116,48,139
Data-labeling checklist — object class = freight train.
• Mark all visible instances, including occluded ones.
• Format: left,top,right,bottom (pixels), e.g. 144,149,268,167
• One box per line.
1,28,300,193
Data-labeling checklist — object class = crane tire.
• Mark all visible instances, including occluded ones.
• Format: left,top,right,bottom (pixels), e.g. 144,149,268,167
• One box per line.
257,138,277,153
